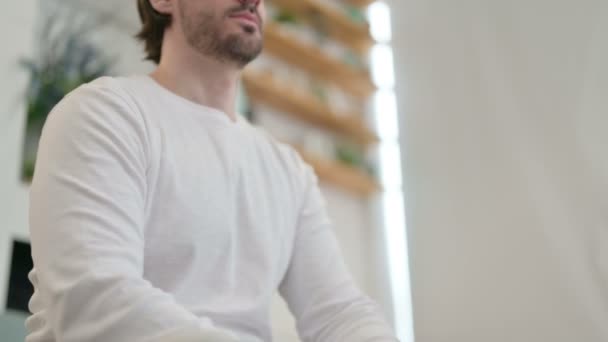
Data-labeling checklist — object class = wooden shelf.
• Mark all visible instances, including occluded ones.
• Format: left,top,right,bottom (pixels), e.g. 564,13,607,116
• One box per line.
343,0,376,8
269,0,373,54
242,70,378,147
263,23,375,99
295,147,380,197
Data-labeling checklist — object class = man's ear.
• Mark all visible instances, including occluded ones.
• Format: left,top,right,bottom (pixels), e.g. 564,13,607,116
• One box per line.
149,0,174,15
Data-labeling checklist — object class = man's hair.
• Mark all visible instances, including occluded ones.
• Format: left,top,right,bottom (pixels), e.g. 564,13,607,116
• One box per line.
136,0,172,64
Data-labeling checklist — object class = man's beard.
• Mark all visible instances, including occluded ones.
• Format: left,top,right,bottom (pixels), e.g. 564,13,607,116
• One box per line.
179,3,263,67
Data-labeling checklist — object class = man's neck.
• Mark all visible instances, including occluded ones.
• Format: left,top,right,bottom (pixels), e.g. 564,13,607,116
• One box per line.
150,43,241,122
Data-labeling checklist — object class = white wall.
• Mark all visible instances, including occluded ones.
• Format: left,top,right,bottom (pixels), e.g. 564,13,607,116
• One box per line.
0,0,37,311
0,1,393,340
390,0,608,341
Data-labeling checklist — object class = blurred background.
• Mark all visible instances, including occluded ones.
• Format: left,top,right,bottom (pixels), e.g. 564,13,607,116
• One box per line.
0,0,606,341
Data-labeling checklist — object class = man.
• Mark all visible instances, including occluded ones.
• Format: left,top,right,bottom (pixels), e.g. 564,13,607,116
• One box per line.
26,0,398,341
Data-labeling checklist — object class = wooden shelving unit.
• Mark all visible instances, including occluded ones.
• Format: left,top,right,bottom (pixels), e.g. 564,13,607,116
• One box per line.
244,0,381,196
242,70,378,147
295,147,380,197
269,0,373,53
264,23,375,99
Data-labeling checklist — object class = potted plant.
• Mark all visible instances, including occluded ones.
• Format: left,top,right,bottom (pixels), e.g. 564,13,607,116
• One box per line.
20,11,113,181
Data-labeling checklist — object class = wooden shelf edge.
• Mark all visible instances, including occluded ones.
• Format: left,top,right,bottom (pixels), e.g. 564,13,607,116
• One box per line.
242,70,379,146
263,23,376,99
343,0,376,8
308,0,373,52
269,0,373,53
294,147,380,197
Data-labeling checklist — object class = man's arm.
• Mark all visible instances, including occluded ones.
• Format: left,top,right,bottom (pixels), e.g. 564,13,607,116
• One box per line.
278,153,399,342
28,81,236,342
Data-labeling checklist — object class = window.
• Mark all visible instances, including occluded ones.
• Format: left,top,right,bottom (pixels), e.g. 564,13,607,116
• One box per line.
368,2,414,341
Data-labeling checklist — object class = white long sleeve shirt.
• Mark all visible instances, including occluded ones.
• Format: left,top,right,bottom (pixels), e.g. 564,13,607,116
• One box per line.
27,75,397,342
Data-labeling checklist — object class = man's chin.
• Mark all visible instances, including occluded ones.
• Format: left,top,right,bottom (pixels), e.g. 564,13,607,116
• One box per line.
221,40,262,67
228,35,263,58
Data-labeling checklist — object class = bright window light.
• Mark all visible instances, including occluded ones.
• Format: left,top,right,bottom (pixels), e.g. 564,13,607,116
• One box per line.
369,2,413,341
382,189,414,342
374,90,400,141
368,1,393,43
379,142,403,188
371,45,395,89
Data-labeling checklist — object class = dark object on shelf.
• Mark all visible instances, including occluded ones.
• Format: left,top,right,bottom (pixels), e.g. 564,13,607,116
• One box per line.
6,240,33,314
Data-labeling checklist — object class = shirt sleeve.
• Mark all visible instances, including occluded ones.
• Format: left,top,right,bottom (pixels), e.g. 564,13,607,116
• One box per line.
278,153,399,342
28,81,238,342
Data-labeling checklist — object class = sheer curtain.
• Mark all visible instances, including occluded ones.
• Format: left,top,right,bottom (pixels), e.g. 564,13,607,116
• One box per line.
390,0,608,341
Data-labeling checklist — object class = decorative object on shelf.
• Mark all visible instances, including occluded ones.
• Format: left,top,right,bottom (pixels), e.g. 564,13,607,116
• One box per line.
335,142,365,168
20,10,113,181
296,147,380,197
343,4,367,24
273,8,299,25
334,141,376,177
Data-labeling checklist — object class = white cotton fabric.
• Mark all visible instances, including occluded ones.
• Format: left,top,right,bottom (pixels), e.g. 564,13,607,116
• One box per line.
26,75,397,342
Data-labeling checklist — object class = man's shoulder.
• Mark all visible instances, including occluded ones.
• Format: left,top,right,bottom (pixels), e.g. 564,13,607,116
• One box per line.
65,75,139,104
48,76,148,136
